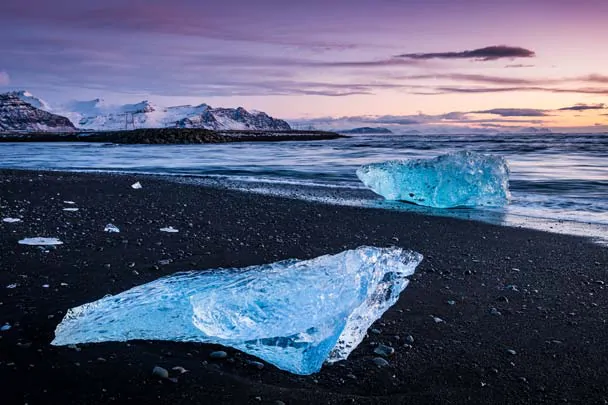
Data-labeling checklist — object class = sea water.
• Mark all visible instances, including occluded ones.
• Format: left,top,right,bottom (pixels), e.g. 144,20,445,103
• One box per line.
0,132,606,243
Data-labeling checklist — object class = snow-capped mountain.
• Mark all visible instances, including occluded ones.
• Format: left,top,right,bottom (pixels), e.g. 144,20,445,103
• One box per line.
3,90,292,131
60,96,291,131
0,93,75,132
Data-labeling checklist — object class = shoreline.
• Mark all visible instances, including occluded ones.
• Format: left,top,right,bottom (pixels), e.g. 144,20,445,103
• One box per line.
1,169,607,404
3,167,607,246
0,128,346,144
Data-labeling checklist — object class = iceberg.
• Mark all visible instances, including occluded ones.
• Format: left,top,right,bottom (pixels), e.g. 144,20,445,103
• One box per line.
51,246,422,375
356,151,510,208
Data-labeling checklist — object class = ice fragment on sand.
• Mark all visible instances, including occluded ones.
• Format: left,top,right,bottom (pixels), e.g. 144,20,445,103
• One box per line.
63,201,76,205
131,182,142,189
1,324,11,332
51,246,422,375
18,237,63,246
2,218,21,223
160,226,178,233
63,208,79,212
6,284,18,289
104,224,120,233
356,150,510,208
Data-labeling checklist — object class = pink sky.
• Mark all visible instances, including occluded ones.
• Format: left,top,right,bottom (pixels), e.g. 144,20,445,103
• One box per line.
0,0,607,131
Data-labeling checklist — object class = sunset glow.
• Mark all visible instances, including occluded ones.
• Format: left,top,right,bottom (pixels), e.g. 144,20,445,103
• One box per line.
1,0,607,132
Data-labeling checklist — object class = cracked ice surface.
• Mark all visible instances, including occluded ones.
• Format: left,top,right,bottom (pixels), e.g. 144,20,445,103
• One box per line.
51,246,422,375
356,151,510,208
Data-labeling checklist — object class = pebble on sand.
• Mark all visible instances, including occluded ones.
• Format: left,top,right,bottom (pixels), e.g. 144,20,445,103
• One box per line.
372,357,390,367
373,344,395,358
152,366,169,379
209,351,228,359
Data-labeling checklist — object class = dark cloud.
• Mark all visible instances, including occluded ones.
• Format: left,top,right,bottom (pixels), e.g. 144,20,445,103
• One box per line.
431,86,608,95
558,103,606,111
473,108,549,117
397,45,535,61
581,74,608,83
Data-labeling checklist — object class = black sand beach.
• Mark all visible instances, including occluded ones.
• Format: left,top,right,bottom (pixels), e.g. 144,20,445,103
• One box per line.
1,169,607,404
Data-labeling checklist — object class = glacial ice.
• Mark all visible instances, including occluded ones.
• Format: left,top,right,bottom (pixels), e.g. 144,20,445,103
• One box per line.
18,237,63,246
51,246,422,375
160,226,178,233
2,218,21,223
104,224,120,233
131,182,142,189
356,151,510,208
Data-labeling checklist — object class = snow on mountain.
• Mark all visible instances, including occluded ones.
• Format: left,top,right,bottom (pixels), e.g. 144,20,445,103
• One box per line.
0,93,75,132
59,97,291,131
10,90,52,111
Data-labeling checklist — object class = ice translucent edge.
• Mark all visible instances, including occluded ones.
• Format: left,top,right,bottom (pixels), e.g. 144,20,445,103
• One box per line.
356,150,510,208
51,246,422,375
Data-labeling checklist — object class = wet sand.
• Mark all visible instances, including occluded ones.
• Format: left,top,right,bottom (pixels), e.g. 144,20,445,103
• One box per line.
1,169,607,404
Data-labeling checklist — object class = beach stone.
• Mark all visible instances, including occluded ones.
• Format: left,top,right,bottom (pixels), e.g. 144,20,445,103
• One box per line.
405,335,415,344
373,344,395,358
152,366,169,379
490,307,502,316
247,360,265,370
209,351,227,359
370,328,382,335
506,349,517,355
447,300,456,305
496,296,509,303
372,357,390,368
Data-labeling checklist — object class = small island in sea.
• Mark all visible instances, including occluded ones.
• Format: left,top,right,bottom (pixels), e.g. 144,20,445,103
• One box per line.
341,127,393,134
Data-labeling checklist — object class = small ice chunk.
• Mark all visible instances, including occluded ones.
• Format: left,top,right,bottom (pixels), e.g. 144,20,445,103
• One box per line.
131,182,142,189
18,237,63,246
1,324,11,332
63,201,76,205
6,284,18,289
2,218,21,223
51,246,422,375
63,208,79,212
356,151,510,208
160,227,179,233
104,224,120,233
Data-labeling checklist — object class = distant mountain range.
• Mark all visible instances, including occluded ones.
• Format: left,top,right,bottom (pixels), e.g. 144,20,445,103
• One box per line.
0,92,75,132
0,91,291,132
340,127,393,134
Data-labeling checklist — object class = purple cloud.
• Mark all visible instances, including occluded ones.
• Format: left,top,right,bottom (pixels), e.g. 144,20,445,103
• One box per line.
432,86,608,95
473,108,549,117
397,46,536,61
558,103,606,111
